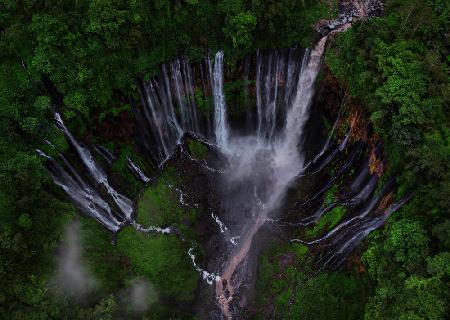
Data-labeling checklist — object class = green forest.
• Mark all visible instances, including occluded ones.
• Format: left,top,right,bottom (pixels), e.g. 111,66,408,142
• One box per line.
0,0,449,319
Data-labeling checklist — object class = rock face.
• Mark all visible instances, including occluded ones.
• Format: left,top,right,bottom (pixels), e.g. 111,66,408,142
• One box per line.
316,0,384,35
42,2,403,316
134,132,222,236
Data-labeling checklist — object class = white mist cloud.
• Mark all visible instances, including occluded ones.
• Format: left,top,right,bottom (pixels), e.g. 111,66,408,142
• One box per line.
53,221,96,299
121,278,157,313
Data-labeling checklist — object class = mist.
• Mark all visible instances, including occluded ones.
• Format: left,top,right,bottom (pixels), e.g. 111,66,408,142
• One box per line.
53,221,96,299
121,278,157,314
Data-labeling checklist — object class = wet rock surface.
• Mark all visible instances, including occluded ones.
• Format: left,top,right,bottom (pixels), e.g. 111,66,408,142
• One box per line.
316,0,384,35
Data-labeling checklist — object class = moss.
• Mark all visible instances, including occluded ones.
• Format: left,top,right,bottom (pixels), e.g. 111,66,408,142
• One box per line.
136,166,199,244
136,167,196,226
80,218,132,292
253,239,367,320
306,205,347,238
81,216,199,307
80,159,202,303
256,243,309,291
187,139,208,159
292,243,309,258
323,185,338,207
116,227,199,301
109,143,149,197
194,87,213,116
80,208,199,311
253,243,310,319
225,79,252,116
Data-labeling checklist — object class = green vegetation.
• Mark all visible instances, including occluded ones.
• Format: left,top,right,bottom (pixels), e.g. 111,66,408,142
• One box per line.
136,166,197,229
325,0,450,318
110,143,150,197
362,219,449,320
225,79,253,116
253,242,368,319
1,0,449,318
116,228,198,302
323,185,338,206
253,1,449,319
187,139,209,159
119,166,200,303
254,242,309,316
75,217,198,318
194,88,213,117
306,205,346,238
81,218,131,293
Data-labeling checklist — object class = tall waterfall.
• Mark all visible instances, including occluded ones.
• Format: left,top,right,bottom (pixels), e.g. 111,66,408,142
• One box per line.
38,115,171,235
135,49,308,162
38,26,404,319
216,36,328,319
255,48,303,141
138,57,209,162
54,113,133,220
212,51,229,149
36,149,122,232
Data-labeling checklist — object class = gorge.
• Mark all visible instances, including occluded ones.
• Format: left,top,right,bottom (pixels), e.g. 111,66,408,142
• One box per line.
2,0,448,319
36,2,410,318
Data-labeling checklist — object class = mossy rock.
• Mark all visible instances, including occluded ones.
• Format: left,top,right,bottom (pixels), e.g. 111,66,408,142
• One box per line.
187,139,208,159
116,227,199,302
306,205,346,238
135,166,197,228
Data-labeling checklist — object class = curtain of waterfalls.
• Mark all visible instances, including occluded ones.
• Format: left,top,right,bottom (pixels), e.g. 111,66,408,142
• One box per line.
38,34,408,320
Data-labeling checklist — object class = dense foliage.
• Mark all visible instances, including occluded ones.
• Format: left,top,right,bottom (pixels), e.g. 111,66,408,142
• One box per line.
325,0,450,318
250,1,449,319
0,0,448,319
252,243,369,319
0,1,335,318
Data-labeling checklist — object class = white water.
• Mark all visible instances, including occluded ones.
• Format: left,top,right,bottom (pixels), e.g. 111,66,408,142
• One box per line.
55,113,133,220
212,213,228,233
127,157,150,183
144,82,171,157
213,51,229,149
188,248,221,285
255,48,302,141
215,36,328,319
132,221,171,234
36,149,122,232
40,116,172,236
316,195,411,271
139,57,209,161
93,145,115,164
39,7,393,316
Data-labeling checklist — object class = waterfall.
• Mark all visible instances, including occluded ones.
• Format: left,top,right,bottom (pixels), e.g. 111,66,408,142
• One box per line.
142,81,172,158
255,48,303,141
127,157,150,183
161,64,182,136
39,14,394,317
183,59,200,133
93,144,115,164
216,37,328,319
54,113,133,219
36,149,122,232
135,48,308,160
212,51,229,149
38,117,172,235
171,58,201,134
137,57,212,162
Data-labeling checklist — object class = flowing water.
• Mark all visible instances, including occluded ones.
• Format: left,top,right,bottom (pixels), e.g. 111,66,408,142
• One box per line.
215,37,328,318
38,116,172,235
213,51,229,149
55,113,134,220
38,5,408,317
